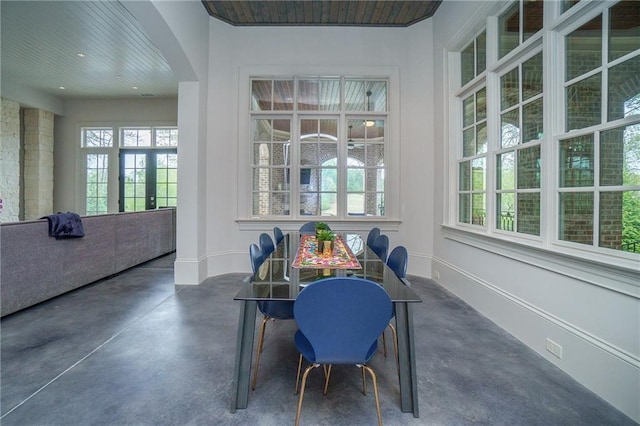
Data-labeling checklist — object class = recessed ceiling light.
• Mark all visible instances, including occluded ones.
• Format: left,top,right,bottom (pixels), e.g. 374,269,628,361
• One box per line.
76,53,86,58
132,86,139,90
58,86,65,90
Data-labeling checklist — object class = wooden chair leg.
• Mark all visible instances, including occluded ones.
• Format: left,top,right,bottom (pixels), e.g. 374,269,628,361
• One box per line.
323,364,332,395
362,365,383,426
295,364,317,426
251,315,269,390
294,354,303,395
359,364,367,395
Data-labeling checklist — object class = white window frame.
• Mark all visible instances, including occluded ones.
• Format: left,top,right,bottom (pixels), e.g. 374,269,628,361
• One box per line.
443,0,639,280
79,122,177,216
237,65,400,229
552,1,640,259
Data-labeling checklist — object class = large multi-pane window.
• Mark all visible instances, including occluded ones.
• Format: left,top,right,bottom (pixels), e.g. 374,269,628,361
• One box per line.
461,30,487,86
86,155,109,215
498,0,543,58
81,126,178,215
83,129,113,215
250,77,387,218
451,0,640,259
458,27,487,227
459,87,487,226
559,1,640,253
345,118,385,216
497,51,543,235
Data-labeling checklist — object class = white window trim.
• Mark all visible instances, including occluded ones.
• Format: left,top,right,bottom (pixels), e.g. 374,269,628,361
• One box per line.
442,0,640,276
78,121,177,215
236,65,400,228
442,224,640,298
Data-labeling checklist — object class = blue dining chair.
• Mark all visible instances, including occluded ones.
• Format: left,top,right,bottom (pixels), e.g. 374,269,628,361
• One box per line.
299,221,331,234
382,246,409,368
249,243,263,274
293,277,392,426
273,226,284,245
387,245,408,280
370,234,389,262
366,227,380,248
259,232,275,260
248,243,295,390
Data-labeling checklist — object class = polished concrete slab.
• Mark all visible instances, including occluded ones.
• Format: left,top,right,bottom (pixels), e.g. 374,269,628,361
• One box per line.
1,253,634,425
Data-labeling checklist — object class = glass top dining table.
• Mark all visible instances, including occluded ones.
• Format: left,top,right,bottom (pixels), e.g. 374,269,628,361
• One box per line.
230,231,422,418
234,232,421,303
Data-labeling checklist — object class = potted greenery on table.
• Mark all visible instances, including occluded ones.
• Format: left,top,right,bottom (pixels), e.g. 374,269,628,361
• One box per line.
314,222,329,238
316,229,336,256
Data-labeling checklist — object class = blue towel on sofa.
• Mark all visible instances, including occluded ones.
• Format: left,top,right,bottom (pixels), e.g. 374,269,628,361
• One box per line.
41,212,85,239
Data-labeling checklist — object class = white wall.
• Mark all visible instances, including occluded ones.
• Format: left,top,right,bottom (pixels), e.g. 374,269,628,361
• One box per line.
124,0,210,285
431,1,639,422
54,98,178,213
203,19,436,277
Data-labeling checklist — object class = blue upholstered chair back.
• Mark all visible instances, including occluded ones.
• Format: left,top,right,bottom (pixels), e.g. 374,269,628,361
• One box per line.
294,277,392,364
299,221,331,234
273,226,284,245
259,233,275,260
386,246,408,279
366,227,380,248
249,242,293,319
249,243,263,275
370,234,389,262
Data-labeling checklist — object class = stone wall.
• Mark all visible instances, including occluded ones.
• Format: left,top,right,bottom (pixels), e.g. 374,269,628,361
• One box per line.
0,98,21,222
23,109,54,220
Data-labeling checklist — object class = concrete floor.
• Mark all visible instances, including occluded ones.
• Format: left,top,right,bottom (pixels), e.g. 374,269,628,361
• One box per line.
1,253,635,425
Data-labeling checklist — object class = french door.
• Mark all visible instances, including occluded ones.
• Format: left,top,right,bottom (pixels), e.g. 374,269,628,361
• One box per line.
119,149,178,212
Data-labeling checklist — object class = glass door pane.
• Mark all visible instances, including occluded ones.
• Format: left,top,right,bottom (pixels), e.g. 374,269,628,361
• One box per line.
120,150,177,211
121,152,148,212
156,152,178,208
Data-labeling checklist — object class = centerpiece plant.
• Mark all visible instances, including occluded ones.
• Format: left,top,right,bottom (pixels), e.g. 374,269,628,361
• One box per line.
316,229,335,256
314,222,329,237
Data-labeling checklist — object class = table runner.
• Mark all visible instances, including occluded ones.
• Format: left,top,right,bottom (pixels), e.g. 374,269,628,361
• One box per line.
292,234,362,269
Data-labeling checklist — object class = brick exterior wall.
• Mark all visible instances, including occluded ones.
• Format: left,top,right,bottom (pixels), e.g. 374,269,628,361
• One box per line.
560,192,594,245
599,127,625,250
517,193,540,236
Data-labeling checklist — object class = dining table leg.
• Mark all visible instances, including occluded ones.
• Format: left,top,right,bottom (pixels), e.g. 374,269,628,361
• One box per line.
394,301,419,417
230,299,257,412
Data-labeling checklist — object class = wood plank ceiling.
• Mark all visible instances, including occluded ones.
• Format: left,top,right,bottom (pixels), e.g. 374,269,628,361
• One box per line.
201,0,443,26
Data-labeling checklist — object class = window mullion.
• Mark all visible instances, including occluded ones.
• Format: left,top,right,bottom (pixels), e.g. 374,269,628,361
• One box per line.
291,116,301,218
337,114,346,218
593,130,601,249
486,69,501,232
601,7,609,130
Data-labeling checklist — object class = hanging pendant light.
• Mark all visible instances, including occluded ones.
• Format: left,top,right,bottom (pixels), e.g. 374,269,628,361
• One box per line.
364,90,375,127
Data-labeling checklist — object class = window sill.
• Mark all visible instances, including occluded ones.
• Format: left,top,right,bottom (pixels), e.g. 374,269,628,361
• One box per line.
237,218,401,233
440,224,640,298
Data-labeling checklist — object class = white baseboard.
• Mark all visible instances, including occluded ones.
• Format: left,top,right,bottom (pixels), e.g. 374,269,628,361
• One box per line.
174,256,207,285
431,257,640,423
